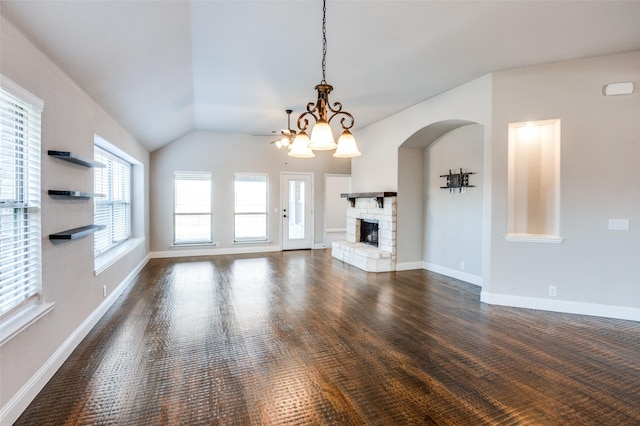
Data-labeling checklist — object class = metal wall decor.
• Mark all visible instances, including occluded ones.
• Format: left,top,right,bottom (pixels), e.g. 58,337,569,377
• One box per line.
440,168,475,193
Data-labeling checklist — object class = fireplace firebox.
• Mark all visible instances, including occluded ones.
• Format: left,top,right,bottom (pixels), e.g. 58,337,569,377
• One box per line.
359,219,379,247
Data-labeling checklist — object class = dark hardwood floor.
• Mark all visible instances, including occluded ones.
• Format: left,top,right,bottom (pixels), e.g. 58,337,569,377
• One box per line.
16,250,640,425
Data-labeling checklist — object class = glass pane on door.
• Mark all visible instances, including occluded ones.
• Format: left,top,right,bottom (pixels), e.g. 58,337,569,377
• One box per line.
288,180,305,240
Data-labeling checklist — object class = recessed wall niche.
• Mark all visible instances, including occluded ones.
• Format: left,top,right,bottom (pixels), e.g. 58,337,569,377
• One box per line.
507,119,561,241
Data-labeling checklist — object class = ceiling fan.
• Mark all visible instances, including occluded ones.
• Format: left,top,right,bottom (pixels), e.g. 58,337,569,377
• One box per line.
270,109,297,150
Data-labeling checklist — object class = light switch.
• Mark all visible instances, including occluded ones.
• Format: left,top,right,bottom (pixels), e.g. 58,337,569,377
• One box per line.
608,219,629,231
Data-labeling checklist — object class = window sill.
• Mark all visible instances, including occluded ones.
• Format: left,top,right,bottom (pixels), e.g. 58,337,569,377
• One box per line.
504,234,563,244
0,302,55,347
171,242,216,248
233,240,271,245
95,237,145,275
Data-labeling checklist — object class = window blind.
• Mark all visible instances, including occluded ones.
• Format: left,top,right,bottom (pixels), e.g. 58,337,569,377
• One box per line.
173,171,212,244
94,146,131,256
0,78,43,317
234,174,268,241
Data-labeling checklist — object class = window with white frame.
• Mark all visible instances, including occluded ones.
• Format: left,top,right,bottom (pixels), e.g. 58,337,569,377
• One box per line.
174,172,212,244
0,77,43,318
234,174,268,241
94,146,131,256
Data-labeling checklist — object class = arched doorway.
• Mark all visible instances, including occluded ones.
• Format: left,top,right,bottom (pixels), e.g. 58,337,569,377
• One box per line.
397,120,484,286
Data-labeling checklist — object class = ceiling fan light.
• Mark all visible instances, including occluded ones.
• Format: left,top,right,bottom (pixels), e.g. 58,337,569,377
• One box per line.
288,131,315,158
308,118,337,150
333,130,361,158
273,109,296,153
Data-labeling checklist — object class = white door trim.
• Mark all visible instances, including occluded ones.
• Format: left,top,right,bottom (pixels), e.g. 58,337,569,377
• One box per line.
281,172,314,250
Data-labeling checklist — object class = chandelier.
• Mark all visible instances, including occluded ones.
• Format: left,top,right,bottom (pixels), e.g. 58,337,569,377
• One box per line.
288,0,361,159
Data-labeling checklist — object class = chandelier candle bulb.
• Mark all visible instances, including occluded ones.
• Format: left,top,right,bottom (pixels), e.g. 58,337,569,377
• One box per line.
334,130,361,158
288,131,315,158
309,118,337,150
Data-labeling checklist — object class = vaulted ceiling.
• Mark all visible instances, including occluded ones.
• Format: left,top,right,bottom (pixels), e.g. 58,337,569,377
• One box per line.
3,1,640,152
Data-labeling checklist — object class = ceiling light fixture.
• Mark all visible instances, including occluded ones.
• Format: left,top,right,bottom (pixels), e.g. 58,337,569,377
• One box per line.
272,109,296,150
289,0,361,159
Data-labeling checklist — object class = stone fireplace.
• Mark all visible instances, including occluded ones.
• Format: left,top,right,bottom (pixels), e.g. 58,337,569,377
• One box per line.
331,192,397,272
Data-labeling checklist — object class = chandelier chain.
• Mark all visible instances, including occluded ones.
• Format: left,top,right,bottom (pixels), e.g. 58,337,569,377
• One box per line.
321,0,327,84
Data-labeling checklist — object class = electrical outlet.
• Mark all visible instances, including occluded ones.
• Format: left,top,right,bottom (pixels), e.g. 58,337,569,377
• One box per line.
548,285,557,297
103,285,107,297
460,261,465,270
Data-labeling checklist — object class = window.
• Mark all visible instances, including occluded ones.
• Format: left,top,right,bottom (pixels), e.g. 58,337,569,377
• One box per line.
0,77,43,318
174,172,212,244
234,174,268,241
94,146,131,256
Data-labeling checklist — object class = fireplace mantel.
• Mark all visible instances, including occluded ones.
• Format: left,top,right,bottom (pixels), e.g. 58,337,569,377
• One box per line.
341,192,397,208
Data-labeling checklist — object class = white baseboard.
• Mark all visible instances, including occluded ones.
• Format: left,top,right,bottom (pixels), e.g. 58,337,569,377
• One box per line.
424,263,483,286
0,255,149,426
396,261,426,271
151,245,282,259
395,261,482,286
326,228,346,233
481,291,640,322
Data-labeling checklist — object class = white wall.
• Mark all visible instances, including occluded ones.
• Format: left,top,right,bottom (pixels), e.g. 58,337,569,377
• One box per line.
424,124,484,281
397,147,425,266
351,49,639,321
351,75,493,193
484,51,640,319
150,131,350,254
353,76,493,279
0,15,150,423
325,175,350,231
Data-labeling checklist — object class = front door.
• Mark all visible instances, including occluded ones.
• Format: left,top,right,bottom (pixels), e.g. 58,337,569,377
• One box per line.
281,173,313,250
